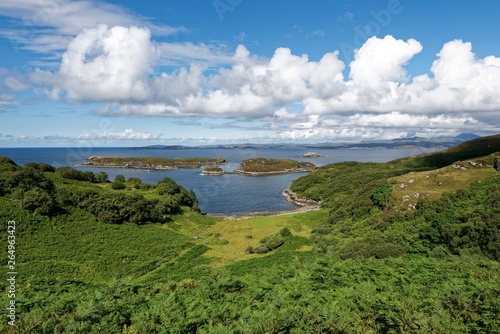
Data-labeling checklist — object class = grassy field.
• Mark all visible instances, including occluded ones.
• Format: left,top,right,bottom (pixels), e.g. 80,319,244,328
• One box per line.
196,210,328,267
390,153,500,211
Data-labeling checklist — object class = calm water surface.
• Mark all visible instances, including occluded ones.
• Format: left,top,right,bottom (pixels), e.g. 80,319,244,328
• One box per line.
0,146,438,215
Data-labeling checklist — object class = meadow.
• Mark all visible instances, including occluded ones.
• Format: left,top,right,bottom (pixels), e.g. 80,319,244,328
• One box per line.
0,135,499,333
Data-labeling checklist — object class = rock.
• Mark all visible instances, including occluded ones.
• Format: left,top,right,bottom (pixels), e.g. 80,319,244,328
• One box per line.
494,158,500,172
302,152,323,158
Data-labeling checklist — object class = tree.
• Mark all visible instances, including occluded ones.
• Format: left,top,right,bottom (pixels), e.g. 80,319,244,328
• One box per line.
111,181,126,190
114,175,126,183
22,187,54,215
156,178,180,195
95,172,109,183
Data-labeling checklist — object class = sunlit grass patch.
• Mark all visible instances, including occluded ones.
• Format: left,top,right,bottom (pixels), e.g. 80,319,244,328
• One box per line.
390,154,499,211
199,210,327,267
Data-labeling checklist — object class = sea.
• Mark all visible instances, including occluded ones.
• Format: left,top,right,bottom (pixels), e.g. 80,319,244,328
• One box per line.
0,146,439,216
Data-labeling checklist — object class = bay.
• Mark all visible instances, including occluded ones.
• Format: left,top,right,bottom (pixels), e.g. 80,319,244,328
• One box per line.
0,146,439,215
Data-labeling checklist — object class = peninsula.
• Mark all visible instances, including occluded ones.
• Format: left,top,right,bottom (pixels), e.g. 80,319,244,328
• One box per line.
80,156,226,169
201,158,316,176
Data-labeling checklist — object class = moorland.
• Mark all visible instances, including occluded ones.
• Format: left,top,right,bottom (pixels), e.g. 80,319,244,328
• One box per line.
0,134,499,333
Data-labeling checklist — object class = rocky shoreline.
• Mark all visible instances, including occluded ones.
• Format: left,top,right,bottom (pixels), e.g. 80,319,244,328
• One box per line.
206,188,321,219
282,188,322,207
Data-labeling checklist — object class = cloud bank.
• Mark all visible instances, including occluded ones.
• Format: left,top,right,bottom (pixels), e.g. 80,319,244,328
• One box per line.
29,25,500,139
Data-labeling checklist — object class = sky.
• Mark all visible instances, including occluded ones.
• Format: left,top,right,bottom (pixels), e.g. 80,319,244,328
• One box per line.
1,0,500,147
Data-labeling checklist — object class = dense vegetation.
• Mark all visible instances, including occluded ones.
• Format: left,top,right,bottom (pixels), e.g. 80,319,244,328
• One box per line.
81,156,226,169
237,158,316,174
1,135,499,333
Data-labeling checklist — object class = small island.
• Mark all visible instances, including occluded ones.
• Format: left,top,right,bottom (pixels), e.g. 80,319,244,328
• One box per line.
302,151,325,158
80,156,226,169
200,166,225,175
233,158,316,176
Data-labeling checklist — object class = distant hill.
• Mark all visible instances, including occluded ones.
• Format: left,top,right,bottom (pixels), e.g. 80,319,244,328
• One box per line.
135,133,482,150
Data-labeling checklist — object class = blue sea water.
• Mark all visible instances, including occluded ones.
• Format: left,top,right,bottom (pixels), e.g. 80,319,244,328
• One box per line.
0,146,438,215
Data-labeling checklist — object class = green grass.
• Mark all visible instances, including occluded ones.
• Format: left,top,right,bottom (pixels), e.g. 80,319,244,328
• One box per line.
1,136,500,332
238,158,315,173
197,210,328,267
390,153,500,211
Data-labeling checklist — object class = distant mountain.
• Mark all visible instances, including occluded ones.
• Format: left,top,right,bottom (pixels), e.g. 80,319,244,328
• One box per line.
133,134,482,151
454,133,481,141
132,145,192,150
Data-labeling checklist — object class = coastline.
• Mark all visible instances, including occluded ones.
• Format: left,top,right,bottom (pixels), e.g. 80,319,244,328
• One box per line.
206,188,321,220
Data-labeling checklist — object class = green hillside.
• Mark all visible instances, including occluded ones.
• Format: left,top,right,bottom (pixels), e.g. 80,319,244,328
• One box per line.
1,135,500,333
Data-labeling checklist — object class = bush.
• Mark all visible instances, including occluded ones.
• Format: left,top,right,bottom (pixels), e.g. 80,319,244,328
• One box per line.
156,178,180,195
245,246,254,254
111,181,126,190
114,175,126,183
95,172,109,183
24,162,56,172
279,227,292,237
15,168,55,194
57,167,95,182
260,234,284,250
253,244,269,254
22,188,54,215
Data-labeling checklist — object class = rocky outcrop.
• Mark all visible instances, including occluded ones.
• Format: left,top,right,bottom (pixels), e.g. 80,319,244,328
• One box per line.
302,152,323,158
282,188,321,207
494,158,500,172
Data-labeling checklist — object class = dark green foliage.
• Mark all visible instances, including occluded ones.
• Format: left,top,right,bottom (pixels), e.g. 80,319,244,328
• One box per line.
21,187,55,215
253,244,269,254
417,179,500,260
95,171,109,183
279,227,292,237
111,180,126,190
371,181,393,208
114,174,126,183
260,234,284,250
18,167,56,193
156,177,180,195
0,156,20,172
24,162,56,172
127,177,142,186
57,166,95,182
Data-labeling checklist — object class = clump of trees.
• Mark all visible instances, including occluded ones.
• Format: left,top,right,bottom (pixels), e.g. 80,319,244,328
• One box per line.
246,228,291,254
0,159,200,223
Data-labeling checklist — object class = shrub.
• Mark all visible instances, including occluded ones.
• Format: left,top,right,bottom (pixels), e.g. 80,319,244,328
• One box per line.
56,167,95,182
111,181,126,190
253,244,269,254
114,175,126,183
156,177,180,195
24,162,56,172
245,246,254,254
279,227,292,237
95,172,109,183
22,188,54,215
260,234,284,250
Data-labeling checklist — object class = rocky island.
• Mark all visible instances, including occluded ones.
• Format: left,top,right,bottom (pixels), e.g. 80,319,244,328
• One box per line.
200,166,225,175
302,151,325,158
233,158,316,176
80,156,226,169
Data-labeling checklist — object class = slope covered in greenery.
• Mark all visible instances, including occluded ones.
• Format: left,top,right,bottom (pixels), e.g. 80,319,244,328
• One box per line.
1,135,500,333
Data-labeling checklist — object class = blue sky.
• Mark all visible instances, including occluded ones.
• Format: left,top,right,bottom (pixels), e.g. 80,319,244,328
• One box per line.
1,0,500,147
